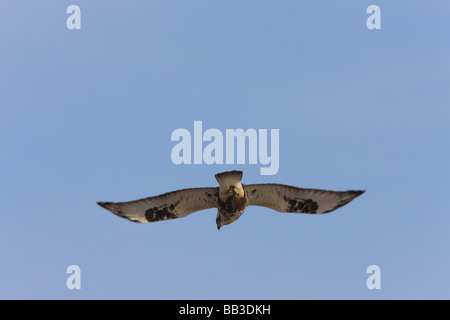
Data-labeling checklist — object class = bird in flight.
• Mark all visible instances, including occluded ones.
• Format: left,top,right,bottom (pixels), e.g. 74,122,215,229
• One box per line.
97,170,364,230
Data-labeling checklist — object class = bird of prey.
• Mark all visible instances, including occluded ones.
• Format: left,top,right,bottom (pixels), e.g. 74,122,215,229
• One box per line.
97,170,364,230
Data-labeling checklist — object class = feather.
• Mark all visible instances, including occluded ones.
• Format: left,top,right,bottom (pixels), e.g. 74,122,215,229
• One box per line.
97,187,218,223
245,184,364,214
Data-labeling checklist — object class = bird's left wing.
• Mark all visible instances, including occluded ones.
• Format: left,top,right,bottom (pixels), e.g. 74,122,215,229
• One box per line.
97,187,218,223
245,184,364,214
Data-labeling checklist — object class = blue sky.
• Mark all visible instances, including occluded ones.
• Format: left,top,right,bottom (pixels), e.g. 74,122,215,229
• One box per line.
1,1,449,299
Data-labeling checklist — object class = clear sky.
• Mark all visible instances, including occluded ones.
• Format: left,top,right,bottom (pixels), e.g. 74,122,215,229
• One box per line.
1,1,449,299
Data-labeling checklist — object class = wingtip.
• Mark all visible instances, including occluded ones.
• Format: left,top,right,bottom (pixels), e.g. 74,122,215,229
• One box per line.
322,189,365,214
354,190,365,197
346,190,365,202
97,201,111,210
96,201,127,219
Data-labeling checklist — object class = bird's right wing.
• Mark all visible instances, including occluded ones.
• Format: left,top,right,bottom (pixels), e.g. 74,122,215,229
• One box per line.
245,184,364,214
97,187,218,223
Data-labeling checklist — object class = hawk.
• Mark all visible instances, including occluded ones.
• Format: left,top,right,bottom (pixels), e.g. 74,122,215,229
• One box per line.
97,170,364,230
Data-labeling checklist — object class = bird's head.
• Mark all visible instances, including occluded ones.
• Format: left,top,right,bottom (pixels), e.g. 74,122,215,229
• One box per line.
219,184,244,202
227,186,237,195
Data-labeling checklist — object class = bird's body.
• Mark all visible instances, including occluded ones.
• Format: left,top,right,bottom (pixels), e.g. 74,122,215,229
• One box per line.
97,170,364,230
215,170,248,228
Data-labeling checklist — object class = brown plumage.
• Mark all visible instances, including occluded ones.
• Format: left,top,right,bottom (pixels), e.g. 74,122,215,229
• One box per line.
97,170,364,229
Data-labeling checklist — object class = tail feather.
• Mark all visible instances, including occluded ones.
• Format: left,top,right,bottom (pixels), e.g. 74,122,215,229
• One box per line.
215,170,243,187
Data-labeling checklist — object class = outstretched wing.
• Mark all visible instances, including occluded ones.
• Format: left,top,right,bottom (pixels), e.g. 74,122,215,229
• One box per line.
97,187,218,223
245,184,364,214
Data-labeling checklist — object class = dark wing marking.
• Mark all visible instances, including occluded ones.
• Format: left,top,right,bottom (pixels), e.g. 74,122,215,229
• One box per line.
245,184,364,214
97,187,218,223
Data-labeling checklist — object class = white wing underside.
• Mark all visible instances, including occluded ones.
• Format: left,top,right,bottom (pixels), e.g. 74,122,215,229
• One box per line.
244,184,364,214
98,187,218,223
